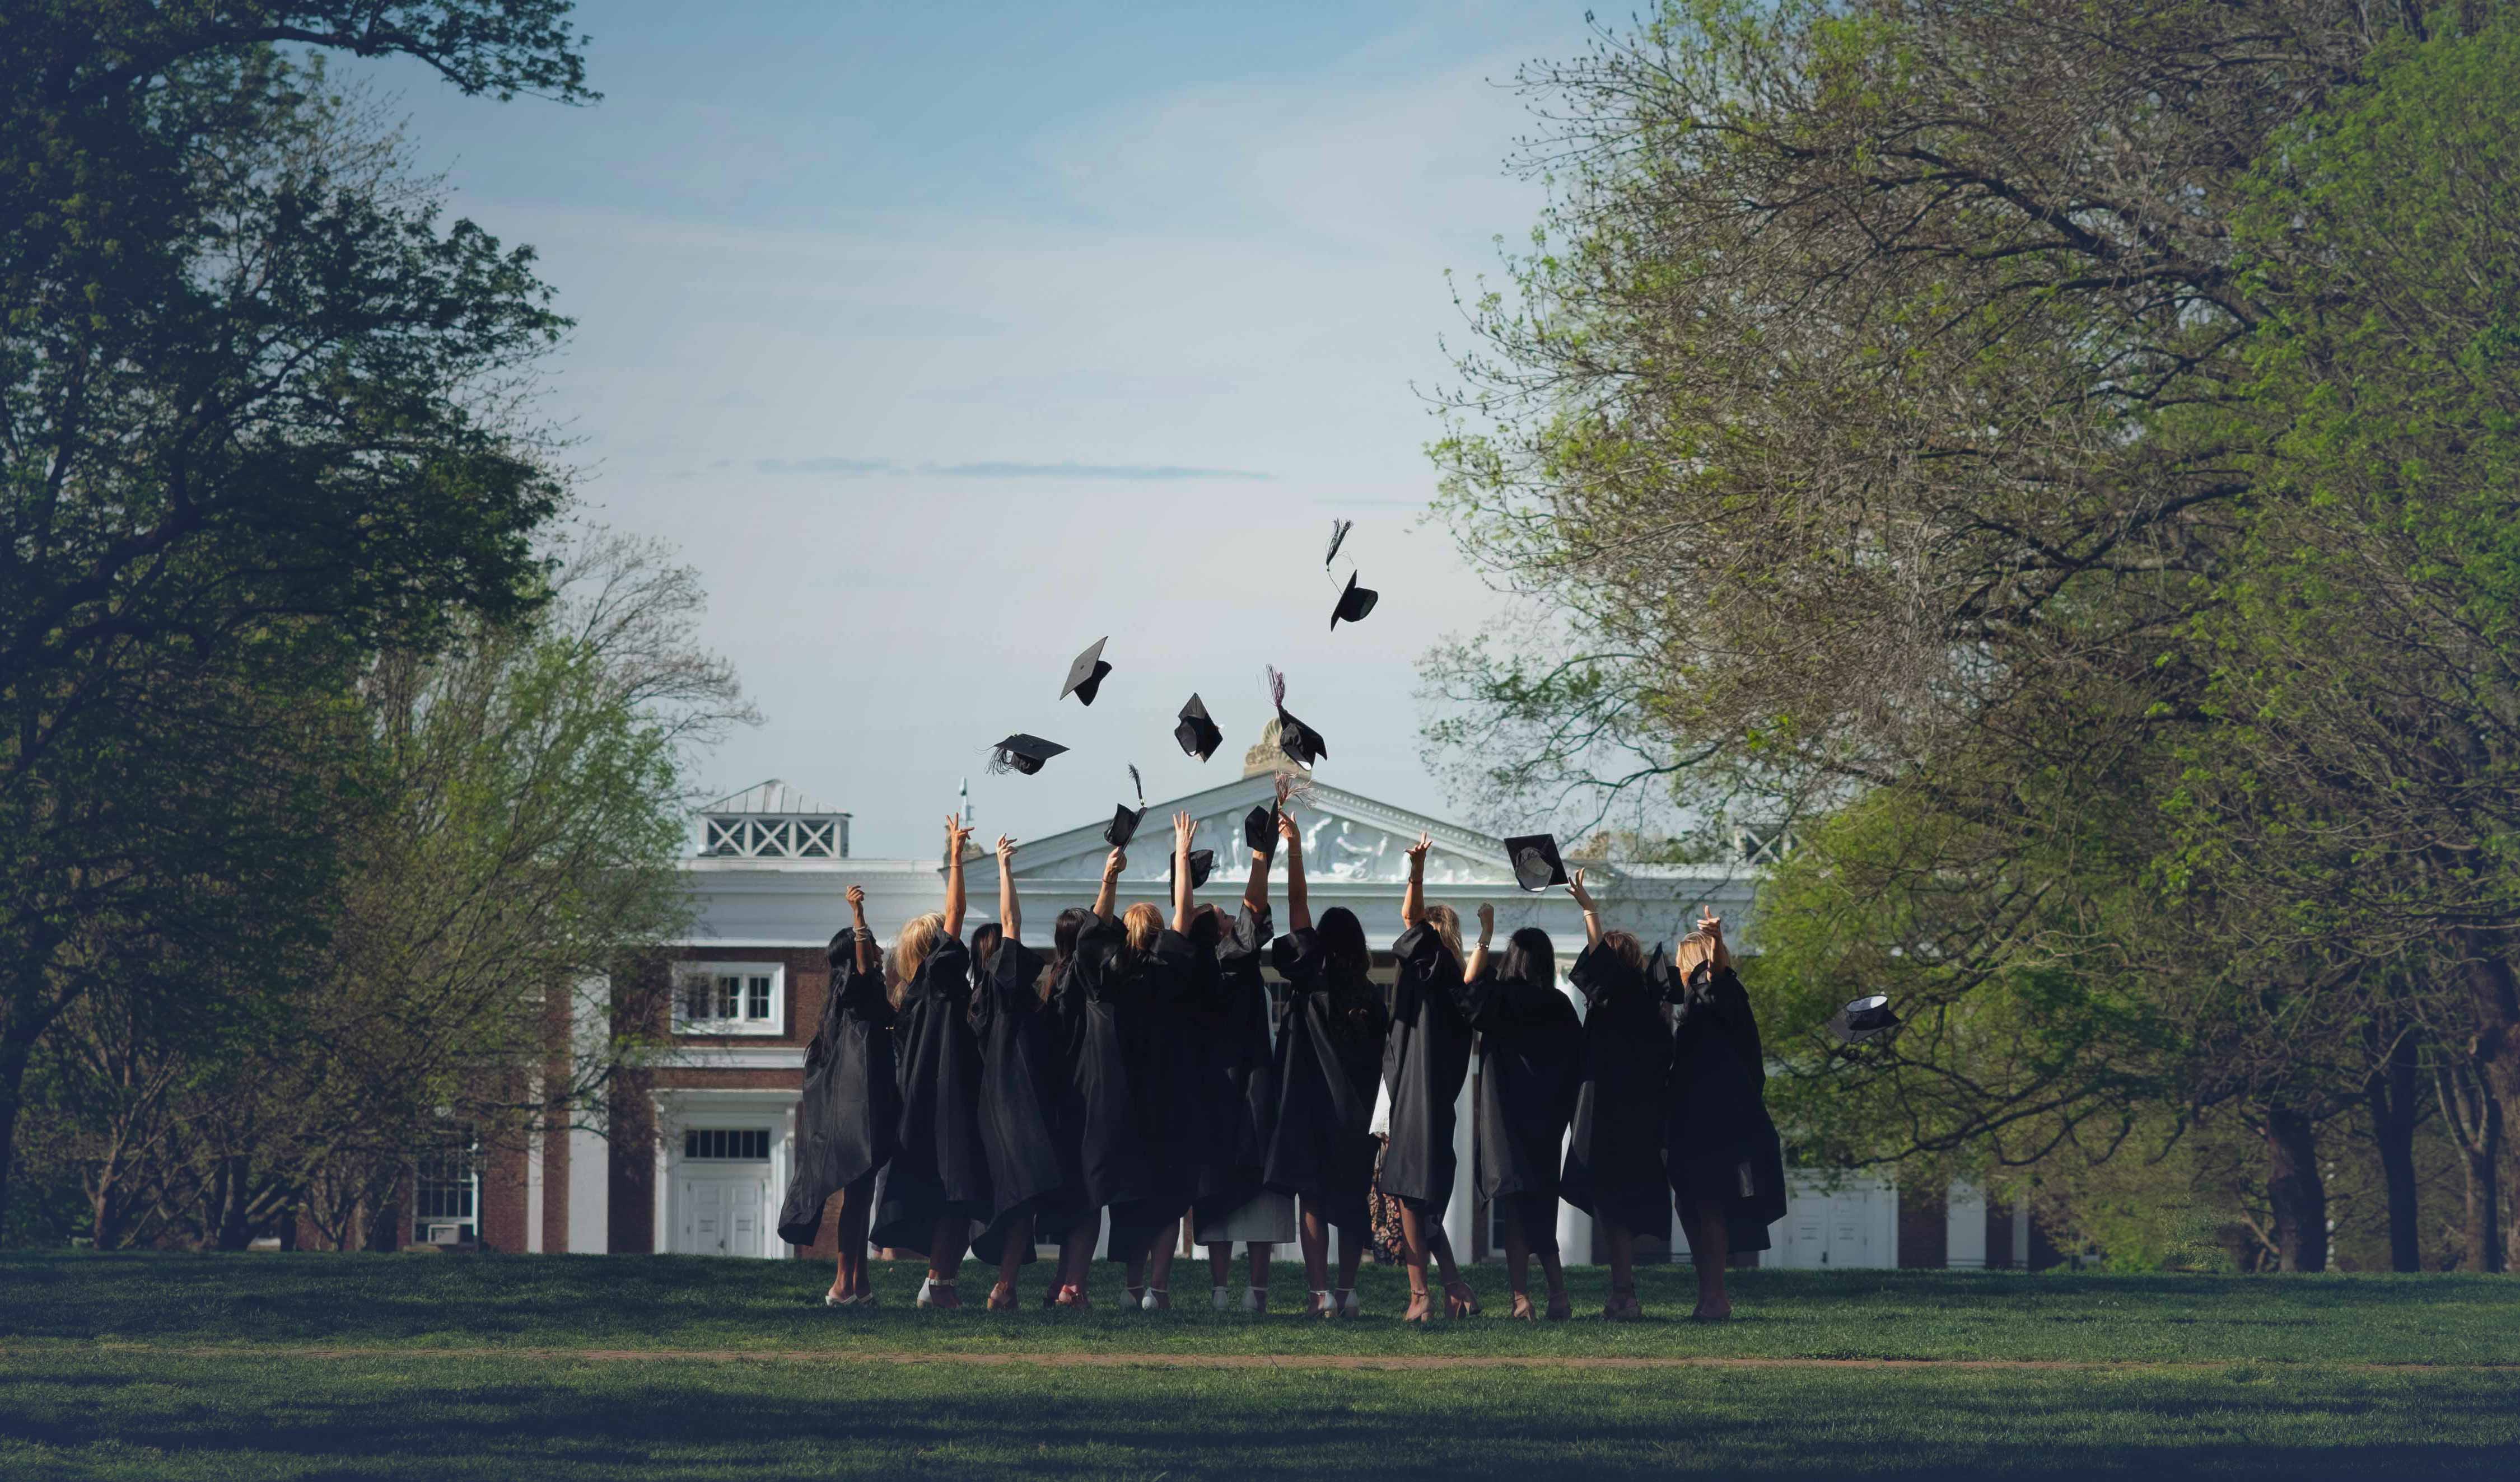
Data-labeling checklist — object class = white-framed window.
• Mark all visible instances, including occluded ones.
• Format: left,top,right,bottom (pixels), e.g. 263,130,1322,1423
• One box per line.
683,1128,772,1162
674,962,785,1036
413,1127,480,1245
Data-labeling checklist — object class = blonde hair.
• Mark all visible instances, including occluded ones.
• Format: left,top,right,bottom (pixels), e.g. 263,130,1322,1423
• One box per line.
1121,902,1164,953
1424,904,1464,966
891,912,945,1006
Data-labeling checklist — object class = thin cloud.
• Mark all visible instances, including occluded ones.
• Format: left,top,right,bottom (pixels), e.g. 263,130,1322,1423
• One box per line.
755,456,894,475
922,460,1271,481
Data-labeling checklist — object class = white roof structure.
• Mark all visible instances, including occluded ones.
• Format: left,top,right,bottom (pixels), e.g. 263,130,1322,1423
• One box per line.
692,779,850,864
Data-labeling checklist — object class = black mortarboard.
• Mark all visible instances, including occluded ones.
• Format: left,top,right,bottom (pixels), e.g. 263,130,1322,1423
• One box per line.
1504,833,1568,893
1061,637,1112,706
1331,571,1378,629
1266,666,1327,768
1175,694,1222,761
1105,764,1149,847
1169,848,1216,892
1243,805,1279,855
1826,994,1905,1047
987,733,1067,775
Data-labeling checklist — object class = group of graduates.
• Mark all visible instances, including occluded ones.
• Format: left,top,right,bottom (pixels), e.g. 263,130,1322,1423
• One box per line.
776,780,1785,1322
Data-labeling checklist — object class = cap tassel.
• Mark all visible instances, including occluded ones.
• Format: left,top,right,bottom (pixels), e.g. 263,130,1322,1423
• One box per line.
1324,518,1353,568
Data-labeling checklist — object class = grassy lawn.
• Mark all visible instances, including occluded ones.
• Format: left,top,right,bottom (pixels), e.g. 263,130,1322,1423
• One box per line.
2,1255,2515,1480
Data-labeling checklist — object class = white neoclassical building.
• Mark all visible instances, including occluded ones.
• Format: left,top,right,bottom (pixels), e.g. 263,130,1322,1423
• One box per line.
477,745,2018,1269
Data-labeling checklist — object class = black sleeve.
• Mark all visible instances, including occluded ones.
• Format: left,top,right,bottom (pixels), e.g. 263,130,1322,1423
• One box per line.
1568,939,1641,1007
1270,928,1326,989
1704,967,1766,1092
993,939,1048,1010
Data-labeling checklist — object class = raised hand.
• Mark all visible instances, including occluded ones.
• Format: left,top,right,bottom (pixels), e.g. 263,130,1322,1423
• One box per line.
946,814,973,856
996,835,1018,867
1104,847,1127,878
1277,810,1301,850
1476,902,1495,939
1174,810,1197,852
1569,866,1597,910
1404,829,1431,870
846,883,866,912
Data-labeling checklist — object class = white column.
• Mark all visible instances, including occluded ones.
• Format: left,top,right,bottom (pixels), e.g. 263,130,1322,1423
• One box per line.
566,974,612,1254
1945,1180,1988,1268
1555,971,1593,1264
2010,1200,2031,1268
1437,1076,1472,1259
651,1095,673,1255
525,1121,545,1255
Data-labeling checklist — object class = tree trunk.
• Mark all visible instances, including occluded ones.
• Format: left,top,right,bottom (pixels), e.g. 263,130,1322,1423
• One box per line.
2364,1028,2426,1272
0,1034,27,1238
2458,1098,2502,1274
214,1154,256,1251
2264,1104,2328,1273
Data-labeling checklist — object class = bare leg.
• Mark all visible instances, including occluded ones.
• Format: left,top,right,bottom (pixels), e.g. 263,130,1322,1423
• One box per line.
1146,1216,1177,1306
1688,1202,1732,1320
988,1211,1033,1310
1602,1217,1640,1320
1539,1240,1570,1319
1248,1241,1273,1307
925,1217,969,1308
1207,1240,1234,1293
1299,1202,1332,1311
1334,1222,1367,1301
1398,1203,1436,1322
829,1180,872,1300
1502,1215,1534,1319
1056,1213,1095,1305
1429,1221,1476,1315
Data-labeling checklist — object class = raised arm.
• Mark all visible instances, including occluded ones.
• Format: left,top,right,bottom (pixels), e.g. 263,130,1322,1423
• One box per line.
847,885,873,974
1278,810,1310,933
1170,811,1197,934
942,815,972,939
1567,867,1604,946
1700,908,1732,974
1240,819,1275,917
1466,902,1494,982
1401,829,1431,929
996,835,1021,943
1092,847,1126,918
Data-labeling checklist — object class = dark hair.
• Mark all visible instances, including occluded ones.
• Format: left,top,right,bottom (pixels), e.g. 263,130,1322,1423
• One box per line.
1501,927,1556,990
1048,907,1091,985
1187,903,1227,951
970,921,1004,973
826,927,860,971
1317,907,1371,984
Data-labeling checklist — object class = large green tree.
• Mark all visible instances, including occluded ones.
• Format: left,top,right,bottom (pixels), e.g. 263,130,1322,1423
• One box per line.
0,3,591,1227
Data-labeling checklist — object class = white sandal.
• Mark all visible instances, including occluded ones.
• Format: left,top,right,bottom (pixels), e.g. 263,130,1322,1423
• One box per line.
1142,1287,1170,1311
1335,1287,1360,1318
1243,1285,1268,1313
1211,1285,1233,1311
1309,1288,1335,1319
916,1278,957,1309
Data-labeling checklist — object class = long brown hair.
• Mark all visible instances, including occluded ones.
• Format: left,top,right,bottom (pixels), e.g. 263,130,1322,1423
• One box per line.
1423,903,1464,966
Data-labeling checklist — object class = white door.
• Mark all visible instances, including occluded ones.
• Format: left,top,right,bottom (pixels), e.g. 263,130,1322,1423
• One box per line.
1764,1180,1895,1268
676,1176,766,1257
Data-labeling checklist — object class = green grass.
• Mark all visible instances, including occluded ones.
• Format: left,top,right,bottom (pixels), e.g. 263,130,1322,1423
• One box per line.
3,1255,2515,1480
4,1252,2516,1364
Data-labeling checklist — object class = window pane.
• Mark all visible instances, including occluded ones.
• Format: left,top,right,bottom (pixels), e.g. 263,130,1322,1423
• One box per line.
715,975,739,1019
746,976,771,1020
682,978,710,1022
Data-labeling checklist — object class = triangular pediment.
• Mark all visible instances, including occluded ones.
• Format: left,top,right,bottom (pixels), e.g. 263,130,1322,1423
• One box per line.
1005,774,1612,888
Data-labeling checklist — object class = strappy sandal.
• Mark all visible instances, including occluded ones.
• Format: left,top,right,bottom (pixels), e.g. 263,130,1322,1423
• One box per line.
1123,1284,1146,1310
1402,1288,1438,1324
1306,1289,1336,1319
1444,1279,1482,1318
1546,1291,1572,1322
1141,1287,1170,1311
1242,1285,1268,1313
986,1282,1019,1311
1053,1284,1092,1310
916,1278,959,1310
1211,1285,1233,1311
1509,1293,1538,1322
1334,1287,1360,1319
1602,1285,1642,1322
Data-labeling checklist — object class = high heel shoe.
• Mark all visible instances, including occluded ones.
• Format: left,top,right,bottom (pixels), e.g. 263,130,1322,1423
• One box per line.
1509,1293,1538,1322
1334,1288,1360,1319
1402,1289,1437,1324
916,1278,959,1310
1546,1291,1571,1322
1306,1289,1335,1319
1053,1284,1092,1310
1123,1285,1146,1311
1242,1285,1268,1313
1444,1279,1481,1319
986,1283,1019,1311
1602,1285,1642,1322
1141,1287,1170,1311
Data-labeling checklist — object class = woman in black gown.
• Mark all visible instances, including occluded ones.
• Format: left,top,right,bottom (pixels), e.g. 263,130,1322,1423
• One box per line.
965,834,1074,1311
1382,830,1482,1322
776,883,900,1307
1046,845,1158,1308
869,816,988,1309
1466,906,1585,1320
1263,810,1388,1317
1190,789,1291,1312
1561,867,1670,1321
1662,910,1786,1321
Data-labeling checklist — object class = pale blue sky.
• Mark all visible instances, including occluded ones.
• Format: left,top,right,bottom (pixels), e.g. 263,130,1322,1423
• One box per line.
356,2,1589,854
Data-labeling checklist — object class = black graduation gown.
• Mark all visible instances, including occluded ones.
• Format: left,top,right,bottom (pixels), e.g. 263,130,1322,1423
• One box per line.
1375,924,1478,1215
869,937,990,1253
1132,928,1215,1215
1062,912,1157,1215
1662,962,1788,1251
1560,939,1673,1232
967,938,1072,1264
1261,928,1387,1231
1187,905,1277,1220
1472,971,1584,1206
774,934,899,1247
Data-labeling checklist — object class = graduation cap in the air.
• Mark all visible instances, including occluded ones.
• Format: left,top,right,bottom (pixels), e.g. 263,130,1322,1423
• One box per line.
1265,666,1327,768
1826,994,1905,1048
987,734,1068,776
1243,804,1280,855
1061,637,1113,706
1170,848,1216,892
1504,833,1569,894
1331,572,1379,629
1105,765,1149,848
1175,694,1223,762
